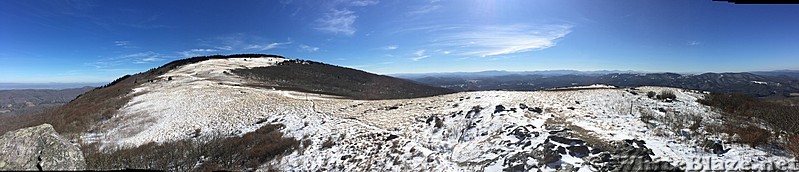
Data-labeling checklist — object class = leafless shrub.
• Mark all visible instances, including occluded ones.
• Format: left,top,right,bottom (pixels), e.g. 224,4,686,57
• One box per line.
646,91,656,99
639,109,656,124
656,90,676,100
718,123,771,148
700,93,799,134
688,115,703,131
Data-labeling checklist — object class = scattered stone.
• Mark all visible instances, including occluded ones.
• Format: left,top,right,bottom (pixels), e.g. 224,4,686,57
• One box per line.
567,146,590,158
494,105,506,113
385,134,399,141
519,103,528,110
529,107,543,113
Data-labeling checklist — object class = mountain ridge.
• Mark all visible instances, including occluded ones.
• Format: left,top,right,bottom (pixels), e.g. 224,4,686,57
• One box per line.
404,71,799,97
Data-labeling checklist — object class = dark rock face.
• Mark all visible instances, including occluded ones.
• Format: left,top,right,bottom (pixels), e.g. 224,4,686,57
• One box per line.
592,139,682,172
0,124,85,170
494,105,506,113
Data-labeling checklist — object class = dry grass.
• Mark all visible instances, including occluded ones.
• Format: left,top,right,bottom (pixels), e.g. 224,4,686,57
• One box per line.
544,118,613,151
0,113,49,135
725,125,771,148
83,124,300,171
788,135,799,157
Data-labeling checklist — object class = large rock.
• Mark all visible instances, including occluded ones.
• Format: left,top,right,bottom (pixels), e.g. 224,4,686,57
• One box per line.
0,124,85,170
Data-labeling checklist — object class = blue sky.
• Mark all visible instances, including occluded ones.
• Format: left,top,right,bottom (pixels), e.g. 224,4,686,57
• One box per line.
1,0,798,83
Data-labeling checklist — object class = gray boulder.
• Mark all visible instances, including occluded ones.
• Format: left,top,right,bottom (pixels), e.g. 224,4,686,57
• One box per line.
0,124,86,170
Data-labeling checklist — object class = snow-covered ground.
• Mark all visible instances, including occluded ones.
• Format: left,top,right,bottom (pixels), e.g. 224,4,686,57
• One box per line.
549,84,617,90
86,56,797,171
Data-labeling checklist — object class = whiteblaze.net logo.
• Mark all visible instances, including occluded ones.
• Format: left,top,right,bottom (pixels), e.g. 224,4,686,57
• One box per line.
684,157,799,171
614,156,799,171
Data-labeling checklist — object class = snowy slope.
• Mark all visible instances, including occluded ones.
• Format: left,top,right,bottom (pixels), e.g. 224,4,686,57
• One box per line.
84,56,796,171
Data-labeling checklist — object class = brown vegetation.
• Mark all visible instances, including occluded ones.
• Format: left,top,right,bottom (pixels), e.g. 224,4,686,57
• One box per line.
788,135,799,157
700,93,799,150
699,93,799,133
721,124,771,147
83,124,300,171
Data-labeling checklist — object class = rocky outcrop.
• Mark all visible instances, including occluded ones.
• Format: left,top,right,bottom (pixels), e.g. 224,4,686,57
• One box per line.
0,124,85,170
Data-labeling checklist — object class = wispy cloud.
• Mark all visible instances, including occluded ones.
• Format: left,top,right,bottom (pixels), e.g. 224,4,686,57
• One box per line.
299,44,320,52
688,41,701,46
89,51,165,69
113,41,136,48
126,52,165,64
407,4,440,15
350,0,379,6
433,24,572,57
198,34,292,53
179,48,218,58
314,0,379,36
245,42,292,51
215,46,233,51
316,9,357,35
137,57,163,63
382,45,398,50
412,50,429,61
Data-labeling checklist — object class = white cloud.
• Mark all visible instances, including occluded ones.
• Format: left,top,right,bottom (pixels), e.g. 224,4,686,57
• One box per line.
434,24,572,57
197,34,295,54
688,41,701,46
300,44,320,52
407,4,440,15
179,48,218,58
244,42,292,51
89,51,164,68
114,41,130,46
316,9,357,35
412,50,429,61
128,51,165,64
122,51,158,58
313,0,379,36
138,57,163,63
382,45,398,50
350,0,378,6
114,40,136,48
215,46,233,51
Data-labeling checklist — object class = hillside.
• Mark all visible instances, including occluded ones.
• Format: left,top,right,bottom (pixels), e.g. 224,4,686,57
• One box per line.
231,59,454,100
1,54,796,171
0,86,94,116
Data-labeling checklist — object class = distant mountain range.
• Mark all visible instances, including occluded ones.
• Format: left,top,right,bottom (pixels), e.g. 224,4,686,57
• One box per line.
0,83,105,90
391,70,641,79
397,70,799,97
